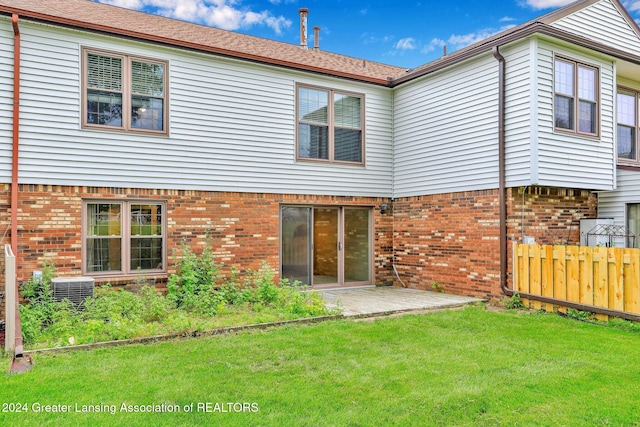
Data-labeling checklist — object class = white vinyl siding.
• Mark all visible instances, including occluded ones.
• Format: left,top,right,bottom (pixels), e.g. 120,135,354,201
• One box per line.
0,20,13,181
393,53,499,198
598,169,640,224
13,20,393,197
551,0,640,57
504,39,536,187
534,39,615,190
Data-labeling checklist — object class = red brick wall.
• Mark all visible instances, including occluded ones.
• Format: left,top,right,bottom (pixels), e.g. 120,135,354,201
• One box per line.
0,183,597,318
507,186,597,246
0,185,395,318
392,186,597,299
392,190,502,299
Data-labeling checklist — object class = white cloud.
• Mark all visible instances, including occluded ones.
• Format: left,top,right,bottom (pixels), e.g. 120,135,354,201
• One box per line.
622,0,640,12
97,0,292,34
445,25,516,50
499,16,516,22
361,32,394,45
421,38,445,54
395,37,416,50
519,0,574,10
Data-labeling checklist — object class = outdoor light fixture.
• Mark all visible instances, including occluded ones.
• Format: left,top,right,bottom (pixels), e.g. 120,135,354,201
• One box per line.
380,202,388,215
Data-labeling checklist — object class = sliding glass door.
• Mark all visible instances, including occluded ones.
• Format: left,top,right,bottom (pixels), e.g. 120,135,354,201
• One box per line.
281,206,371,287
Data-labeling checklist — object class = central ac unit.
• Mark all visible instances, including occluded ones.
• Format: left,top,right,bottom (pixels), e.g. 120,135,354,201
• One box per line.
50,277,95,308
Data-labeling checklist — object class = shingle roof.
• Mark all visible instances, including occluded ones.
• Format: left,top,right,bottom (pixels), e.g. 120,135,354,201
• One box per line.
2,0,638,87
0,0,406,85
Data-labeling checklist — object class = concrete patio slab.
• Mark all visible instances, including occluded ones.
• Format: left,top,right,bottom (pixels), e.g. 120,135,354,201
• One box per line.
320,286,485,317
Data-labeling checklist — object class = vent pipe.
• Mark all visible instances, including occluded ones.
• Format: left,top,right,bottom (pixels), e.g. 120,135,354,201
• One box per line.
313,26,320,51
299,8,309,49
443,45,447,56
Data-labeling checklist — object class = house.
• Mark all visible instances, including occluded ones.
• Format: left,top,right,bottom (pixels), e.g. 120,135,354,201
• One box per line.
1,0,639,319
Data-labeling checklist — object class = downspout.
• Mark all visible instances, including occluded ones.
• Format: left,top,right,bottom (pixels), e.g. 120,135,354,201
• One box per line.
11,13,19,257
492,46,509,296
10,13,26,363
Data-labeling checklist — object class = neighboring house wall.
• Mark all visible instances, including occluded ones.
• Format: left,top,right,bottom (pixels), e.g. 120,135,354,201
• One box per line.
5,18,394,197
598,169,640,223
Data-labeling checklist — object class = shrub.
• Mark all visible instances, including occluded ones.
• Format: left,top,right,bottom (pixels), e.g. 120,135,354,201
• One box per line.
167,241,220,309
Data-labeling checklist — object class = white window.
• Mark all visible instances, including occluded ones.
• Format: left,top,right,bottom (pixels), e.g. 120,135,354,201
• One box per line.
297,85,364,164
617,88,639,162
84,201,166,275
83,48,167,134
554,57,599,136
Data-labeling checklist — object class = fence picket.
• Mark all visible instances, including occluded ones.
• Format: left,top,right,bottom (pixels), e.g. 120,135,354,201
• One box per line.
553,245,567,313
566,245,580,303
592,246,609,321
529,244,542,310
609,248,624,312
579,246,594,306
541,245,554,312
624,249,640,314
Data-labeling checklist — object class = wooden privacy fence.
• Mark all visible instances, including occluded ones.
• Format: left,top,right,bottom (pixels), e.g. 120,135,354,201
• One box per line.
514,244,640,319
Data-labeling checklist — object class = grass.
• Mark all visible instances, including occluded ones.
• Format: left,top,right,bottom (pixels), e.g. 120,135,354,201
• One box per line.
2,306,640,426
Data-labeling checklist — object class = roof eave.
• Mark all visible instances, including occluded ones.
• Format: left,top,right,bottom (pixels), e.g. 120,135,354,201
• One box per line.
0,8,393,87
391,22,640,86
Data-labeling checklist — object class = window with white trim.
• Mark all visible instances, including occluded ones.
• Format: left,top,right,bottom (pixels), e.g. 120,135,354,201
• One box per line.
83,48,167,134
297,85,364,164
84,201,166,275
554,57,599,136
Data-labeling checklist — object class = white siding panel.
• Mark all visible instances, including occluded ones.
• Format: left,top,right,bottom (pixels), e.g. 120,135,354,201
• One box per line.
504,39,534,187
534,40,615,190
393,53,499,198
15,22,393,197
0,19,14,181
551,0,640,57
597,169,640,224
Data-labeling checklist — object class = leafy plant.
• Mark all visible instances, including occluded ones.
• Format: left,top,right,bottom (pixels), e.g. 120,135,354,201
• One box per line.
166,240,221,309
20,254,336,349
431,281,445,293
501,292,525,310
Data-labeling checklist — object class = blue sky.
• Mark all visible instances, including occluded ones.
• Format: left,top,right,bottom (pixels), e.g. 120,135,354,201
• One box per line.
95,0,640,68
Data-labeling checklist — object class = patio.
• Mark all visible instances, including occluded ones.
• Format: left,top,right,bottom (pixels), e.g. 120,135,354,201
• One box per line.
320,286,485,317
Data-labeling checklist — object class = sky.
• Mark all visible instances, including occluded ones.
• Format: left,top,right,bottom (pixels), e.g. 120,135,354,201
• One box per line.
94,0,640,69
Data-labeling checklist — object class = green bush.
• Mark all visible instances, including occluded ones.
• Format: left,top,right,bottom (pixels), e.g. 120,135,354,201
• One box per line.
20,253,336,348
167,241,221,309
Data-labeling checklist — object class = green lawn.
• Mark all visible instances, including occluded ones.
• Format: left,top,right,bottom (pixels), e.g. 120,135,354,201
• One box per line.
1,306,640,426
